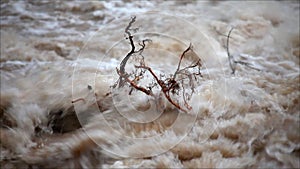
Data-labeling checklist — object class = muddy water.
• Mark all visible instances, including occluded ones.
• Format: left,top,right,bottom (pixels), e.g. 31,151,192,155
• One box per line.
1,1,299,168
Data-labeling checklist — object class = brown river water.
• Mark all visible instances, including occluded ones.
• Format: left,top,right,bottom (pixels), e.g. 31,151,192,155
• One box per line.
0,1,299,168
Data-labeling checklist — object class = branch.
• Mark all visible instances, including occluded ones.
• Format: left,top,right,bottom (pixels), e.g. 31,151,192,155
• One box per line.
173,43,193,79
226,27,236,74
114,16,202,113
116,68,153,96
118,16,137,87
226,27,260,74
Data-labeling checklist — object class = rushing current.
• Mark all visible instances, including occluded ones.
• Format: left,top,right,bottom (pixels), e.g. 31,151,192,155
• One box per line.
1,1,299,168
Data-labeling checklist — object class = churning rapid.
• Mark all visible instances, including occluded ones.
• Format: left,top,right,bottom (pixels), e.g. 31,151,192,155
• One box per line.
1,1,299,168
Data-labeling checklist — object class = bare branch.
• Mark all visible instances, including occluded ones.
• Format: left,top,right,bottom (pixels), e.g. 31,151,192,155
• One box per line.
118,17,137,87
114,16,203,113
226,27,260,74
173,43,193,79
226,27,236,74
116,68,153,96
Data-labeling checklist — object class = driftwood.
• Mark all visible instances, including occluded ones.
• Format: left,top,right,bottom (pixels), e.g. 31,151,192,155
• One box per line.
114,16,202,113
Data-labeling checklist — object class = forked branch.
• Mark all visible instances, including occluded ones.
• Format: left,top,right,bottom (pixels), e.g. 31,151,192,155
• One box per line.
114,16,202,113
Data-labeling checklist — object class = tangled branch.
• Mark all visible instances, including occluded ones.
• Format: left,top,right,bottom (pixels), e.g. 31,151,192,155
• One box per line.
114,16,202,113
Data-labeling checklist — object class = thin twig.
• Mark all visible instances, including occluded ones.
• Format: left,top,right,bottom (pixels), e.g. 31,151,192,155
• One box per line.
174,43,193,79
118,16,137,87
226,27,260,74
226,27,235,74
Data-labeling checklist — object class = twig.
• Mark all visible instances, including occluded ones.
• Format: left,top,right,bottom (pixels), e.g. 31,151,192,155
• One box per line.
226,27,236,74
173,43,193,79
226,27,260,74
118,16,137,87
116,68,153,96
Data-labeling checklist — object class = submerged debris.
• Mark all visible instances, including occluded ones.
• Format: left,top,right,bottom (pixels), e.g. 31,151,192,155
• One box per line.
114,16,202,113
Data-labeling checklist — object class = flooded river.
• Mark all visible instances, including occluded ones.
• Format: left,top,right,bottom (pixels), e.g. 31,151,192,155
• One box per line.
1,1,299,168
